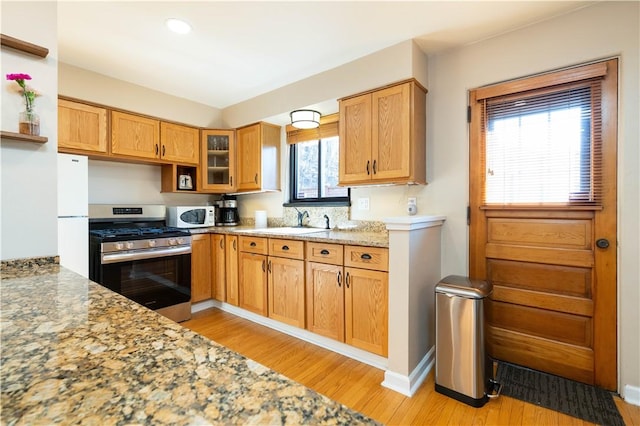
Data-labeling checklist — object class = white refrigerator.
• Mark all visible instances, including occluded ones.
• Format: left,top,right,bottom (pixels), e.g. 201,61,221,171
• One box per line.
57,153,89,277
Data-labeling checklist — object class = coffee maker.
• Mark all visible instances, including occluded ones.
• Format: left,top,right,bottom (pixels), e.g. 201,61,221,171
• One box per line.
216,195,239,226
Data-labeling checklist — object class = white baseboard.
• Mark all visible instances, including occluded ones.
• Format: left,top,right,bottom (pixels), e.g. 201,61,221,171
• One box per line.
624,384,640,406
195,300,388,371
381,346,435,397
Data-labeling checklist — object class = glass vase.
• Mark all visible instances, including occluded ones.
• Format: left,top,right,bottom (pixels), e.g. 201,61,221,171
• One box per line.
19,110,40,136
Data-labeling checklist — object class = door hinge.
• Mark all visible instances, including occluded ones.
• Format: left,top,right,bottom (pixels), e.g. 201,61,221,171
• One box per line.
467,205,471,225
467,106,472,123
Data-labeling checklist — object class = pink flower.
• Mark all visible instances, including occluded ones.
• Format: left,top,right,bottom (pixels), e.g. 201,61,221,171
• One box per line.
6,73,32,81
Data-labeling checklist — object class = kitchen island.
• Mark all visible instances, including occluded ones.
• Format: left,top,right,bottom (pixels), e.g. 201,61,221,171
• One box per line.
0,260,375,425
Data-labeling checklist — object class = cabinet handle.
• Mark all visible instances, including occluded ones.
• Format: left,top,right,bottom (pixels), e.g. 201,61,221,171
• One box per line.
372,159,377,174
346,272,350,288
282,245,289,251
366,160,370,175
361,253,372,260
162,145,166,156
337,271,342,287
155,144,159,155
254,173,258,184
220,238,224,249
320,249,330,255
250,242,257,247
262,259,266,272
268,260,272,273
233,239,236,250
230,176,233,186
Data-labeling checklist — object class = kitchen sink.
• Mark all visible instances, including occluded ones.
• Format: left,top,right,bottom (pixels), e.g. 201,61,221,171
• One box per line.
243,227,328,235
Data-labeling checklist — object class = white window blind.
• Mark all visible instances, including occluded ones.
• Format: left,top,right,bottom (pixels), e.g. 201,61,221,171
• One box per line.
481,80,602,206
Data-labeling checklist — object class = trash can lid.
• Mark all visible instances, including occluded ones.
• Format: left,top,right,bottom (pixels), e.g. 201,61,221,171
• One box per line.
435,275,492,299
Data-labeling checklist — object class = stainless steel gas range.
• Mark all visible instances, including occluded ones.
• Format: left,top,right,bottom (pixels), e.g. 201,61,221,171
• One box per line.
88,204,192,322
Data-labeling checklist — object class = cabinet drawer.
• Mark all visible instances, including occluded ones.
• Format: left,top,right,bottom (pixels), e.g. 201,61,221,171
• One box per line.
344,245,388,272
269,238,304,260
239,236,268,254
306,242,344,265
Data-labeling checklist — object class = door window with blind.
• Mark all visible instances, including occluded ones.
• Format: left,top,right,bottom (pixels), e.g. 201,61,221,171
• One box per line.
287,113,350,205
477,62,608,207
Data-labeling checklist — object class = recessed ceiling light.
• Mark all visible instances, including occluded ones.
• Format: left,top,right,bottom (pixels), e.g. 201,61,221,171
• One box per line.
166,18,191,34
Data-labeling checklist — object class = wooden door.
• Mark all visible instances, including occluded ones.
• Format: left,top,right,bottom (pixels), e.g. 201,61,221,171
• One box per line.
238,252,268,316
339,93,372,184
225,235,239,306
190,233,211,303
469,59,618,389
344,267,388,356
160,122,199,165
211,234,226,302
268,257,305,328
111,111,159,160
236,123,261,191
306,262,344,342
58,99,108,154
371,82,411,181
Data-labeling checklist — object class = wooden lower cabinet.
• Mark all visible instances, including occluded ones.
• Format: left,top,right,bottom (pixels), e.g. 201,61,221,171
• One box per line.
191,233,212,303
306,262,344,341
225,235,239,306
345,267,388,357
268,256,305,328
211,234,226,301
238,252,268,315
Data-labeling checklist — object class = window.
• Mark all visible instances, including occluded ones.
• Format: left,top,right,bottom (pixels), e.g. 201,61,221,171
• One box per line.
287,114,349,205
473,61,610,207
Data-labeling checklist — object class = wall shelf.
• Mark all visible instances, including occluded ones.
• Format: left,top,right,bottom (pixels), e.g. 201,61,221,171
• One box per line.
0,131,48,144
1,33,49,58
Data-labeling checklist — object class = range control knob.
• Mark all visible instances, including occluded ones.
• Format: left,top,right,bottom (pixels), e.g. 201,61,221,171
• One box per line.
115,243,124,250
168,238,176,246
125,242,134,250
148,240,156,248
177,238,185,245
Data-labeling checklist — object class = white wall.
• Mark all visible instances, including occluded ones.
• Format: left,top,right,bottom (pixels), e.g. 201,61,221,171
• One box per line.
1,1,58,261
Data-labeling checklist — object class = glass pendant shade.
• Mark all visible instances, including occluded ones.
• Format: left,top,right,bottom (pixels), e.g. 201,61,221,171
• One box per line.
290,109,321,129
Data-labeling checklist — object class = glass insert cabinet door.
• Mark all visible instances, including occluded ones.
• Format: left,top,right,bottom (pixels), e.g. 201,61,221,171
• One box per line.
201,129,235,191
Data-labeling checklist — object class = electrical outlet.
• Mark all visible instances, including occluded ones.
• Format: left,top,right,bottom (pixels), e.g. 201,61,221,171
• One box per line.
358,198,370,211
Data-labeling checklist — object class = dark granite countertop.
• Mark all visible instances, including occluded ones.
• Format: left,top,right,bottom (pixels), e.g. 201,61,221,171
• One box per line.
0,264,377,425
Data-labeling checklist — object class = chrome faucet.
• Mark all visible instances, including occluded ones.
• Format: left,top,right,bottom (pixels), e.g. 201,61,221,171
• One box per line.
294,208,309,227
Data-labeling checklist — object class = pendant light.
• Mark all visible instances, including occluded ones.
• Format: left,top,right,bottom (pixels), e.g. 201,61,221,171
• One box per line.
290,109,321,129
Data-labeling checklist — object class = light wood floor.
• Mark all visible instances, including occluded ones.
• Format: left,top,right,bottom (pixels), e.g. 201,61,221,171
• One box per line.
183,308,640,425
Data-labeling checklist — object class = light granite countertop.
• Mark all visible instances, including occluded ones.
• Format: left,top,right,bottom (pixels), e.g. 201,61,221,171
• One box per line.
0,264,377,425
190,226,389,248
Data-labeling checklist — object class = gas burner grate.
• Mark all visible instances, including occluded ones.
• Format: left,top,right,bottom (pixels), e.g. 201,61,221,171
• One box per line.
90,226,189,240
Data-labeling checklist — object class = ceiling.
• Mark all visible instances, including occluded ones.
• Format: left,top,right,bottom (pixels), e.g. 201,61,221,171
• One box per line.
57,1,593,110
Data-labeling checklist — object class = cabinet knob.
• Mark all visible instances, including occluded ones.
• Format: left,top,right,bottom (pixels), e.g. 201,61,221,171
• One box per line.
282,245,289,251
320,249,330,255
361,253,372,260
250,242,257,247
596,238,610,249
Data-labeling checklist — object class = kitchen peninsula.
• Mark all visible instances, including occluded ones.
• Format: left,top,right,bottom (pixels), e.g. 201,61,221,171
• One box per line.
0,261,375,425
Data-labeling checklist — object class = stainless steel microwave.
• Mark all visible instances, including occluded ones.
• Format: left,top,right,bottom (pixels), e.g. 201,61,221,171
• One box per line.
167,206,216,228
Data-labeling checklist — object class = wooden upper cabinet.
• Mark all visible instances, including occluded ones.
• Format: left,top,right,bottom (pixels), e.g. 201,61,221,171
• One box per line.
201,129,236,192
339,79,426,185
111,111,160,160
160,122,199,165
58,99,108,154
235,122,281,192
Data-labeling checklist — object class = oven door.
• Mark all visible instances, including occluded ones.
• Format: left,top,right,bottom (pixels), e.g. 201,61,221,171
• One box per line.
97,251,191,312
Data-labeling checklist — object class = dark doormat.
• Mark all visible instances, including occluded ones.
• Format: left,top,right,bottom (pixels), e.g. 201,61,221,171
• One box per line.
496,361,624,426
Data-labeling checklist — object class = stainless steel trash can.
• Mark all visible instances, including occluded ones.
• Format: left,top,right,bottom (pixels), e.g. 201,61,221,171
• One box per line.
435,275,493,407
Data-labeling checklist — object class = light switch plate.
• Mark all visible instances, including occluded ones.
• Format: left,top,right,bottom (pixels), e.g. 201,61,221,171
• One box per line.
358,198,370,210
